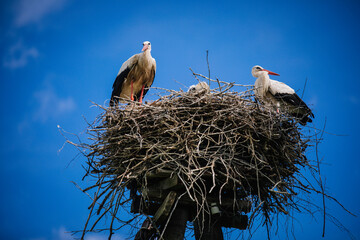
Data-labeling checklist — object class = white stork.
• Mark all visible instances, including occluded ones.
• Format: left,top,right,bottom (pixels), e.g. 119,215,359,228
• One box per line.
110,41,156,106
188,81,210,94
252,65,314,125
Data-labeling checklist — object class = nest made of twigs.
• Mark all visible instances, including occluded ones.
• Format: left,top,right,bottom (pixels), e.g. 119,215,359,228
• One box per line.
74,77,319,239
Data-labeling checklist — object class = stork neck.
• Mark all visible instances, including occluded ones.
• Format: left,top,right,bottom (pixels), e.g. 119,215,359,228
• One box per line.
140,50,153,67
255,72,270,97
142,50,152,58
258,72,270,85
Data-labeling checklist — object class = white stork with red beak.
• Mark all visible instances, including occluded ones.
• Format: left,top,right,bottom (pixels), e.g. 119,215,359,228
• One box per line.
110,41,156,106
252,65,314,125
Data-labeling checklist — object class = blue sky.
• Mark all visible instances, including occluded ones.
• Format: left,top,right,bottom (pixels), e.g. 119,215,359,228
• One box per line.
1,0,359,239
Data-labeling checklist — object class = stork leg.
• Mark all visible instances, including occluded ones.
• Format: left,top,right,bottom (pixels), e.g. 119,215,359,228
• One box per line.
139,85,145,103
130,80,134,101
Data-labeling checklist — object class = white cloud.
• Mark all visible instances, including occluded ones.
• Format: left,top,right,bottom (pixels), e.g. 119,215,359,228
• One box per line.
17,80,76,134
85,235,107,240
51,227,125,240
86,234,124,240
33,82,76,123
14,0,68,27
25,226,126,240
51,226,73,240
3,41,39,69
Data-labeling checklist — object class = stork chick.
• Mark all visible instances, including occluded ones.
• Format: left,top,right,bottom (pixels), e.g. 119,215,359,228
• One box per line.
188,82,210,95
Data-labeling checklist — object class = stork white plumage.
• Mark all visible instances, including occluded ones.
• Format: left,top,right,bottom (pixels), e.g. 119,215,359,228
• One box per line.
110,41,156,106
252,65,314,125
188,82,210,94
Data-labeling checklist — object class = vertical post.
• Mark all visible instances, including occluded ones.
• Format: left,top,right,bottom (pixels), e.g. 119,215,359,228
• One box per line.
162,206,189,240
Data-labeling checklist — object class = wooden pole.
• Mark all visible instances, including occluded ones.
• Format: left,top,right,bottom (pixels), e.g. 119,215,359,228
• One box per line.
162,206,189,240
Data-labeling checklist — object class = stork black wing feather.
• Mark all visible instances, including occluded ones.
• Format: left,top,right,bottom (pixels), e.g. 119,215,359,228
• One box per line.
110,67,131,106
274,92,314,124
274,93,309,109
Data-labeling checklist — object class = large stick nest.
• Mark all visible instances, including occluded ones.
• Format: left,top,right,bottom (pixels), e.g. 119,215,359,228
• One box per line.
75,77,318,239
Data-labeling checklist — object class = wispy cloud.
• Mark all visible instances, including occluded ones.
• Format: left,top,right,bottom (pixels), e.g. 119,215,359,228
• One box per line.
26,226,71,240
44,226,125,240
14,0,68,27
17,80,76,134
3,41,39,69
85,235,108,240
51,226,73,240
33,82,76,123
4,0,69,69
86,234,124,240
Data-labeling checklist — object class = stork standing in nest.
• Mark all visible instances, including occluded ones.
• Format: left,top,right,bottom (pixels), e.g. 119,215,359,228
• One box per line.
110,41,156,106
252,65,314,125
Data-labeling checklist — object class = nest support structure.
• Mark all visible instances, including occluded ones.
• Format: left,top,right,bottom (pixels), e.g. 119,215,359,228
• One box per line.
74,79,319,240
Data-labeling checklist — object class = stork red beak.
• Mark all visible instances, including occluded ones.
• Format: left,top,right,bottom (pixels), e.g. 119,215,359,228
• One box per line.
262,69,280,76
142,45,148,51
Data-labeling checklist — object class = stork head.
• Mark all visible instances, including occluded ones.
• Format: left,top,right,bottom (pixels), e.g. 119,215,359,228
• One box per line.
142,41,151,52
251,65,280,78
